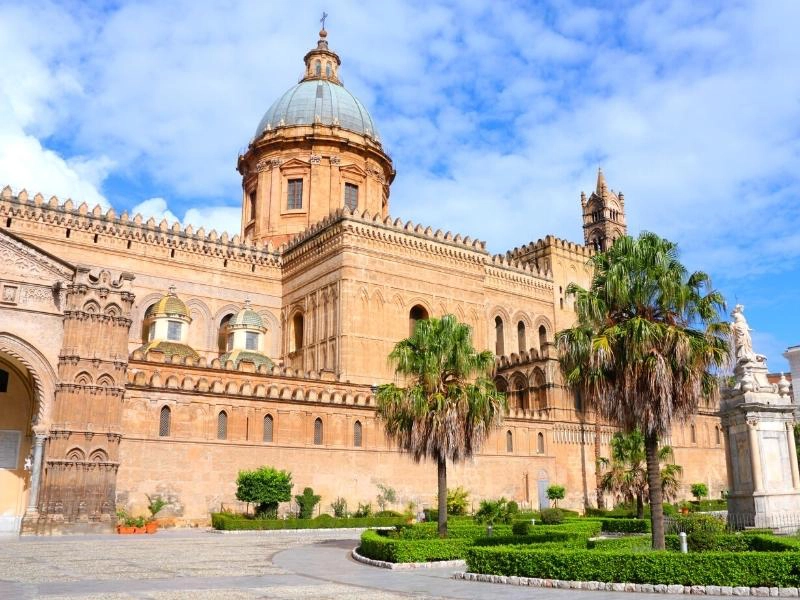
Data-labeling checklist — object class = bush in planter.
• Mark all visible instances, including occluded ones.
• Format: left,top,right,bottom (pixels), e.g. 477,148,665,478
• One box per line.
295,487,321,519
539,508,564,524
691,482,709,501
235,466,292,518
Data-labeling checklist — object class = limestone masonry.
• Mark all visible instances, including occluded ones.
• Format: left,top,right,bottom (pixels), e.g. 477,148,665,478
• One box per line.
0,30,725,534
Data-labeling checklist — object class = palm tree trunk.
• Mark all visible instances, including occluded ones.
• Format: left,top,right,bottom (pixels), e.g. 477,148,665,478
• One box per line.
437,456,448,538
645,431,665,549
636,493,644,519
594,419,605,509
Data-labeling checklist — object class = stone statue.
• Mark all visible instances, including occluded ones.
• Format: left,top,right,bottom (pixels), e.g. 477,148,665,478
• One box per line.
731,304,764,364
23,453,32,471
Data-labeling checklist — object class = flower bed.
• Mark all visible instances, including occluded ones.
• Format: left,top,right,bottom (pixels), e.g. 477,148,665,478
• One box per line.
211,512,406,530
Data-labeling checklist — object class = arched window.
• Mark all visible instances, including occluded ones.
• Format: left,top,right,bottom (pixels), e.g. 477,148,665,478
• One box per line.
217,411,228,440
354,420,363,447
226,332,234,352
218,313,234,354
143,302,158,343
532,368,547,410
506,430,513,453
690,424,696,444
510,375,528,411
315,59,321,76
0,368,8,393
263,414,274,442
344,183,358,211
495,316,504,356
537,432,545,454
517,321,526,353
314,417,323,445
715,426,721,446
159,406,171,437
538,325,547,351
325,62,332,77
409,305,428,335
292,313,304,352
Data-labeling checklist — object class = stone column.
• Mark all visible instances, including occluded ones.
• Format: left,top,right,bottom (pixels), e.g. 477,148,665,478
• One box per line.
786,422,800,490
724,428,737,493
747,420,763,493
26,433,47,513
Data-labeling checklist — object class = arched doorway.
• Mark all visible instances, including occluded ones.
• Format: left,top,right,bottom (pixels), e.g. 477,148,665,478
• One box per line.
0,353,35,533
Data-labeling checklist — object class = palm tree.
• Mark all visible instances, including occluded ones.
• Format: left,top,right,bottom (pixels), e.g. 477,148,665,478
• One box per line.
598,429,683,519
376,314,507,537
557,232,728,549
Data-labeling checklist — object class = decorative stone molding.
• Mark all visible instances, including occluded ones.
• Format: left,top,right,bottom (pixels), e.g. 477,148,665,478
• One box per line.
0,332,58,431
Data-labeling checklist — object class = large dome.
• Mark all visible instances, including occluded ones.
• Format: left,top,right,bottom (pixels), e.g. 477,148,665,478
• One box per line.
254,80,379,141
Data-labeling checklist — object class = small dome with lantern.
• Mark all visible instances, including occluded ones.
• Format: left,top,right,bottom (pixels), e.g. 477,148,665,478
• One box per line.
219,300,274,369
137,286,198,360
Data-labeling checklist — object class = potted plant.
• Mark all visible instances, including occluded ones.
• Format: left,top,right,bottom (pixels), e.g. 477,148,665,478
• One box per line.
116,508,135,534
145,495,168,533
679,501,691,515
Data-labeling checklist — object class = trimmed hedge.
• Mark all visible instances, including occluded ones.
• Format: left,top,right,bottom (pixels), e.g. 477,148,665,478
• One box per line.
475,531,590,549
600,518,650,533
392,522,513,540
211,512,406,530
359,529,472,562
512,520,602,537
465,546,800,587
586,536,651,552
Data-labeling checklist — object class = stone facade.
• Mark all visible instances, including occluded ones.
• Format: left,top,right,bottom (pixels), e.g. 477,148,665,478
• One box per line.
0,30,727,534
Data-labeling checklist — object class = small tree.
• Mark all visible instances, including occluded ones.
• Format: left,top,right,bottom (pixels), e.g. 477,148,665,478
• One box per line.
446,487,470,516
330,497,347,518
295,487,321,519
376,483,397,511
474,497,519,525
235,466,292,518
546,484,566,508
690,483,709,502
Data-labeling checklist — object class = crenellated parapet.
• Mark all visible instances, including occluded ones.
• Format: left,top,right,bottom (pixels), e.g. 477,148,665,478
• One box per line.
0,186,281,268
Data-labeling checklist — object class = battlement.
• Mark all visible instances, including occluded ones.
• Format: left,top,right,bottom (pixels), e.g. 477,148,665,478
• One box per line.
0,186,281,266
507,234,595,261
488,251,550,279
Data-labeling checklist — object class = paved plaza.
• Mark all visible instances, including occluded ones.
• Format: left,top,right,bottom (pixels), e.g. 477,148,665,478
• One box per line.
0,529,683,599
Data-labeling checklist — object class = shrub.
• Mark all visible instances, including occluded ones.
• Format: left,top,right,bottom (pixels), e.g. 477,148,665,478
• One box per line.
512,520,602,537
359,529,472,563
445,486,470,516
587,536,652,552
670,512,726,536
295,487,321,519
354,502,373,518
600,518,650,533
375,510,403,518
475,498,519,525
539,508,564,524
392,522,513,540
691,483,709,501
376,484,397,512
465,546,800,587
211,512,405,530
330,497,347,518
546,485,566,507
146,495,168,520
235,466,292,518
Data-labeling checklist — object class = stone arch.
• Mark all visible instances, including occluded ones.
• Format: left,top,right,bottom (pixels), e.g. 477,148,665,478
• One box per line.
134,292,166,343
533,316,553,351
96,373,114,387
88,449,108,462
213,303,240,354
509,371,529,411
0,334,59,431
257,309,281,358
83,300,101,314
185,298,212,350
512,312,532,354
531,367,547,410
66,447,85,462
75,371,93,385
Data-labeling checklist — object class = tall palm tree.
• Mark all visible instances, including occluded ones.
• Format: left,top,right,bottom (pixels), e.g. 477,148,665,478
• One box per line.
598,429,683,519
376,314,507,537
557,232,728,549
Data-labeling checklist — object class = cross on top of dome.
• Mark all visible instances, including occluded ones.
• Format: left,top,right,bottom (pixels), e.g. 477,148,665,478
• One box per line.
303,17,341,84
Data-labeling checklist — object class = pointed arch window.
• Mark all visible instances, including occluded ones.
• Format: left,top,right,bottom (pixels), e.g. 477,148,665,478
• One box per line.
0,369,7,393
495,316,504,356
314,417,323,445
690,424,696,444
217,411,228,440
506,430,513,453
325,62,332,77
538,325,547,350
159,406,171,437
354,420,363,447
715,425,721,446
517,321,526,354
537,432,545,454
315,60,321,76
263,414,274,443
409,305,428,335
292,313,304,351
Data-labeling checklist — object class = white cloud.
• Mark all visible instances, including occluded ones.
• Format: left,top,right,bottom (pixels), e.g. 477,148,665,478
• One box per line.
130,197,179,225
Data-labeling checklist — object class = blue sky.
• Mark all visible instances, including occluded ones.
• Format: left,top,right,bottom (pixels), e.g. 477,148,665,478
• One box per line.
1,0,798,370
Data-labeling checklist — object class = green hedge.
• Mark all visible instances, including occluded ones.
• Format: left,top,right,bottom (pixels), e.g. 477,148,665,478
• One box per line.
586,536,652,552
359,529,472,562
512,520,602,537
392,522,513,540
600,518,650,533
465,546,800,587
475,531,590,549
211,513,406,530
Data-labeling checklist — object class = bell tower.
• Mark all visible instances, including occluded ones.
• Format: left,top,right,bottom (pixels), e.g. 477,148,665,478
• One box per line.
581,168,627,251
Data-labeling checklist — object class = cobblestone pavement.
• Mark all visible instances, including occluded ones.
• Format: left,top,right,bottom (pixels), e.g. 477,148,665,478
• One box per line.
0,529,684,600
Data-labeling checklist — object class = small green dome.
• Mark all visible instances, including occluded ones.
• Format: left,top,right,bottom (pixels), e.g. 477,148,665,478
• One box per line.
219,349,274,369
145,287,190,319
137,340,199,360
230,301,264,329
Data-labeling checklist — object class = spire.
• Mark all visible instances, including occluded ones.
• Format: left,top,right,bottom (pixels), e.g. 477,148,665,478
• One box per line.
596,167,607,194
302,17,341,84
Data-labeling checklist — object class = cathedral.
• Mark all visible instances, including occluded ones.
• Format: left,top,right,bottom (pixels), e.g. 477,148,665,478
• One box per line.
0,29,726,534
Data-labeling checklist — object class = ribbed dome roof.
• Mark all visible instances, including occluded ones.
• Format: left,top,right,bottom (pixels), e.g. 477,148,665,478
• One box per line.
137,341,199,360
229,303,264,329
254,80,379,141
145,288,190,319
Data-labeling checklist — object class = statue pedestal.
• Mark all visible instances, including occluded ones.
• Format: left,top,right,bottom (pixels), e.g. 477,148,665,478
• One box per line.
721,359,800,531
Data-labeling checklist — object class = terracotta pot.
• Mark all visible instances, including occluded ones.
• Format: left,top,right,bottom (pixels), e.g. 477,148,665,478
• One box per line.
133,526,147,534
680,507,690,515
117,525,136,534
145,521,158,534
